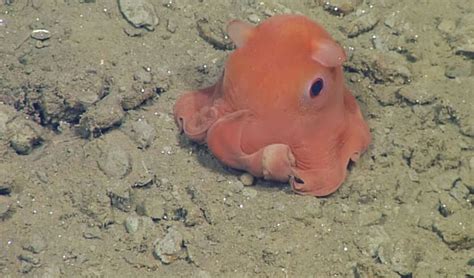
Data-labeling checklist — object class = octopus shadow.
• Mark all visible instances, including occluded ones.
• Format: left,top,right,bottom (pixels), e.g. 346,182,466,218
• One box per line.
176,133,292,193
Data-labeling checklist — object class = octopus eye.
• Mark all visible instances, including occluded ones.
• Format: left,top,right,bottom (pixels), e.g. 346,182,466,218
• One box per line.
310,79,324,98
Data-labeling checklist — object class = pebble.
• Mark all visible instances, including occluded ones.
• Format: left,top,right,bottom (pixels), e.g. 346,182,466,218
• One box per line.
0,181,12,195
123,26,144,37
19,253,40,265
83,226,102,239
22,234,47,254
0,196,12,220
430,170,459,191
78,94,125,138
196,18,233,51
239,173,254,186
242,187,257,199
348,50,412,84
397,81,436,105
449,181,469,202
166,19,177,33
358,209,384,226
346,13,379,38
7,121,43,155
121,86,155,111
437,19,456,34
97,144,131,179
377,238,417,276
247,14,260,24
230,181,244,193
432,212,474,250
437,194,462,217
449,15,474,58
133,68,152,84
35,170,49,184
154,227,184,264
373,85,399,106
129,119,156,149
137,199,165,220
445,61,472,78
0,107,11,139
321,0,363,16
124,215,140,233
118,0,159,31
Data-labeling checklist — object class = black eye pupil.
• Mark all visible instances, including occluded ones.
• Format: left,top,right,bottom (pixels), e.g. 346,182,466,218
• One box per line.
310,79,323,97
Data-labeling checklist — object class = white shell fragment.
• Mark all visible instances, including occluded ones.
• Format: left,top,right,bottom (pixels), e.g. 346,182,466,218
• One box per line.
31,29,51,41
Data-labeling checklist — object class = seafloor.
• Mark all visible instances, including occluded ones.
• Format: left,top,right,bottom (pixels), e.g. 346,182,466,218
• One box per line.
0,0,472,277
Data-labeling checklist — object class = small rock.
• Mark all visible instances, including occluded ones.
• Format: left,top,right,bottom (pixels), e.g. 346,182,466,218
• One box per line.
397,82,436,105
83,226,102,239
35,170,49,184
348,50,412,84
0,106,13,139
78,94,125,138
373,85,399,106
242,187,258,199
7,120,43,155
129,119,156,149
0,196,13,220
107,191,133,212
437,19,456,34
166,19,177,33
23,234,47,254
319,0,363,16
19,253,40,265
197,18,233,50
124,215,140,233
376,238,418,276
437,194,462,217
449,15,474,58
289,197,323,224
192,270,212,278
137,198,165,220
458,111,474,137
429,170,459,191
239,173,254,186
0,180,12,195
247,14,260,24
229,181,244,193
118,0,159,31
132,172,156,188
346,13,379,38
97,144,132,179
123,25,144,37
154,227,184,264
449,180,469,202
121,86,155,111
183,205,204,227
133,69,152,84
358,209,384,226
445,61,472,78
432,212,474,250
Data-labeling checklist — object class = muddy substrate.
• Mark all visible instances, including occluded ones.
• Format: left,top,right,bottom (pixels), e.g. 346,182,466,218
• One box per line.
0,0,473,277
